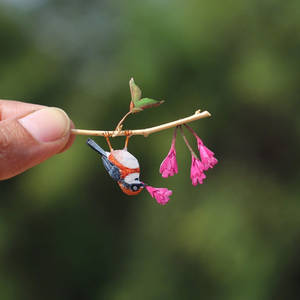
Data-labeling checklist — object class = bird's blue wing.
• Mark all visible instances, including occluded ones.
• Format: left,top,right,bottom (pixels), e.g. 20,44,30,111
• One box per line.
87,138,120,181
86,138,107,157
101,156,121,181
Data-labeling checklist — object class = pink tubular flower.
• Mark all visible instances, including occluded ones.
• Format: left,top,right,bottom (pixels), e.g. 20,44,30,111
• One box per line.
196,137,218,170
145,185,172,205
159,143,178,178
190,155,206,186
160,128,178,178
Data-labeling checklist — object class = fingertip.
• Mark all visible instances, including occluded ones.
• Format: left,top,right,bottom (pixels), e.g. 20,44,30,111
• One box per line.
58,120,76,153
19,107,71,143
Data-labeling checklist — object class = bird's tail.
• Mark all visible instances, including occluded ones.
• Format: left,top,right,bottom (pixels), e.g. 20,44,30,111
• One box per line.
86,138,107,156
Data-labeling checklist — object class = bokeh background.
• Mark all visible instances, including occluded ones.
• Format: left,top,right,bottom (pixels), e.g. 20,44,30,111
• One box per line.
1,0,300,299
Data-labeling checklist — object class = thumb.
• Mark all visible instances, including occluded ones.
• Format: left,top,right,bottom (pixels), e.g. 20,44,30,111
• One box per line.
0,107,73,180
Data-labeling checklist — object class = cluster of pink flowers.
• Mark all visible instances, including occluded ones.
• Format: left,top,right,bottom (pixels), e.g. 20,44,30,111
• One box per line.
146,125,217,205
160,125,217,184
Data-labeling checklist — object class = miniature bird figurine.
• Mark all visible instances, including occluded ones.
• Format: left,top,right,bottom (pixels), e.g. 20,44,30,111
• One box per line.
86,135,145,195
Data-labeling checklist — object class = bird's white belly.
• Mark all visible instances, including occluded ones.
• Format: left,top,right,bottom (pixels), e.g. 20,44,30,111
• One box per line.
111,150,139,169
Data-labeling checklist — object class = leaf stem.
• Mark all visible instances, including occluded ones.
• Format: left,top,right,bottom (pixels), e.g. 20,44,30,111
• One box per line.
71,109,211,138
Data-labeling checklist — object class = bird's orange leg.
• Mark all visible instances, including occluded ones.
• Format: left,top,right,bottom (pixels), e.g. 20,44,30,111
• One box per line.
124,130,132,150
104,132,113,151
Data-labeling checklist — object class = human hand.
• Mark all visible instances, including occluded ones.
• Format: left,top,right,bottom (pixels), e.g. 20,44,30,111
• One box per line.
0,100,75,180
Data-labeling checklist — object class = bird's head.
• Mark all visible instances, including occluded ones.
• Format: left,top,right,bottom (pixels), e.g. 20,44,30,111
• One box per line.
118,173,144,195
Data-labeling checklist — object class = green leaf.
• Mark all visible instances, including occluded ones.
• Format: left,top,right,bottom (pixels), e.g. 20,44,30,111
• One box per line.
133,97,164,110
129,78,164,113
129,78,142,103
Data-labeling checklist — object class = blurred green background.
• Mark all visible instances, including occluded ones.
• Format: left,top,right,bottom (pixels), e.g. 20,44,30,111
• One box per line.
1,0,300,299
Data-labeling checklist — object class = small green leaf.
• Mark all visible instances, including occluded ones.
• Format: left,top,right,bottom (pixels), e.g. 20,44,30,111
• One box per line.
133,98,165,110
129,78,142,103
129,78,165,113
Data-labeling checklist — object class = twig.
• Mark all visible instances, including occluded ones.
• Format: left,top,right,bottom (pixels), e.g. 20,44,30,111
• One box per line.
71,109,211,138
113,110,132,134
179,125,199,159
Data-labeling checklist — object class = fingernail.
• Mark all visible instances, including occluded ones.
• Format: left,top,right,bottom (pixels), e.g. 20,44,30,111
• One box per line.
19,107,70,143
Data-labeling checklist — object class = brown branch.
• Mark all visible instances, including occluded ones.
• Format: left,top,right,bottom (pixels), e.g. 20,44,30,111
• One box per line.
71,109,211,138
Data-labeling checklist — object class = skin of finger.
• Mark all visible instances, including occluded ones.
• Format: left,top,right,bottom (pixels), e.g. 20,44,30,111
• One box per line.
0,100,45,121
0,118,72,180
0,100,76,179
58,120,76,153
0,99,76,153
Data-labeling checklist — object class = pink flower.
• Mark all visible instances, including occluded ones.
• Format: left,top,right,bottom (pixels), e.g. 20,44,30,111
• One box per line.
160,128,178,178
183,124,218,171
159,143,178,178
196,137,218,170
145,185,172,205
190,155,206,186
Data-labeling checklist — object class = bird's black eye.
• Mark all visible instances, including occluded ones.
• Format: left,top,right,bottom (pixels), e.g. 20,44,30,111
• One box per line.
131,184,139,191
135,178,138,181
